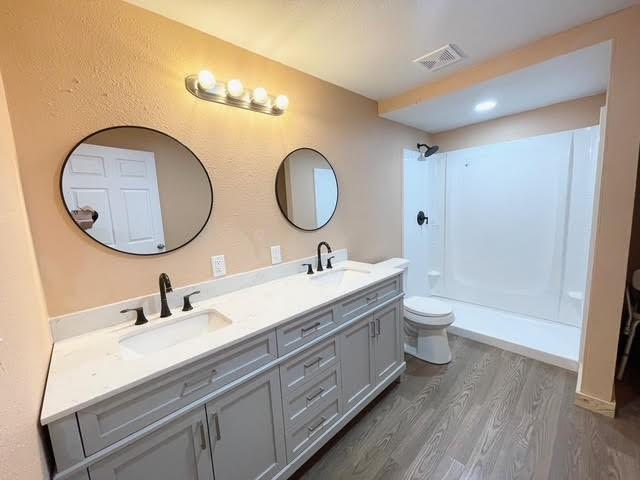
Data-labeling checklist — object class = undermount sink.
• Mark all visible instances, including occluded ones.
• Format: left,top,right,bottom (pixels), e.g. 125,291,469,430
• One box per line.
119,309,232,359
309,266,372,287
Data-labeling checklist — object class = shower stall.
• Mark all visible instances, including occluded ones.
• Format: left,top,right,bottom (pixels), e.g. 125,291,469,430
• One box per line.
403,126,602,370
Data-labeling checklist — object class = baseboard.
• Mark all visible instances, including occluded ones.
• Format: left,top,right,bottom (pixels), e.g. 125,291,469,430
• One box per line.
574,390,616,418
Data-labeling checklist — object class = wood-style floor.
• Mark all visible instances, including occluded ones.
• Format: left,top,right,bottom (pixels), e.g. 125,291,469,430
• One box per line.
292,335,640,480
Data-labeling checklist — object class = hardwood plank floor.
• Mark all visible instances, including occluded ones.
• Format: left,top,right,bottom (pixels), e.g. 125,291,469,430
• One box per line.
291,335,640,480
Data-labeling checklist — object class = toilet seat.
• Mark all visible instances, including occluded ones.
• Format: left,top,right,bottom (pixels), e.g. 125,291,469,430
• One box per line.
404,296,455,328
404,296,452,317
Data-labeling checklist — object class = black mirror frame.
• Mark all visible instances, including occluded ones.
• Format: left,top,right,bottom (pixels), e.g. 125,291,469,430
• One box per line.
60,125,214,256
274,147,339,232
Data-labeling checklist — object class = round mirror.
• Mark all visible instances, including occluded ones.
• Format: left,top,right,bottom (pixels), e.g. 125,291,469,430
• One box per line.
60,126,213,255
275,148,338,231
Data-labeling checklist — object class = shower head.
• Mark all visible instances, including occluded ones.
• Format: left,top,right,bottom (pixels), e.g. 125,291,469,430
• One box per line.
417,143,439,159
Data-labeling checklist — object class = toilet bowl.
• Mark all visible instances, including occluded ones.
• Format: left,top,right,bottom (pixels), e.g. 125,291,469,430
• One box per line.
404,296,455,364
376,258,455,364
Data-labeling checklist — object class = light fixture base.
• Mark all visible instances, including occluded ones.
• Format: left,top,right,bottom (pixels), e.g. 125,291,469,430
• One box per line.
185,75,285,116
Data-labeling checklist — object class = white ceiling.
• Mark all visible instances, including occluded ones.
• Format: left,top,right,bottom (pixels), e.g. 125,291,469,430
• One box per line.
125,0,637,100
382,42,611,132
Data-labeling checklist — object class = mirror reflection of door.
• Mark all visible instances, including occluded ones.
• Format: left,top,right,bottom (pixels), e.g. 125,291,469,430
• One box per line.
314,168,338,226
62,144,166,254
61,126,213,255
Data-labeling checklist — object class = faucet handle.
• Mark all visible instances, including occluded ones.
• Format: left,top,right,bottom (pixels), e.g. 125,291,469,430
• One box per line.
182,291,201,311
326,256,335,269
120,307,148,326
302,263,314,275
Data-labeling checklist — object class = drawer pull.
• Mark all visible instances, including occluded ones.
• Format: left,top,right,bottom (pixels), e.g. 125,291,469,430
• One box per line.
198,421,207,450
301,322,321,336
376,318,381,336
304,357,323,369
183,369,217,395
366,294,378,304
211,413,221,441
308,416,327,432
306,387,325,402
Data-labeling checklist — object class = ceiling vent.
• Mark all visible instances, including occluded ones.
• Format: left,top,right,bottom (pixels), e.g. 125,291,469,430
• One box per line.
413,44,464,72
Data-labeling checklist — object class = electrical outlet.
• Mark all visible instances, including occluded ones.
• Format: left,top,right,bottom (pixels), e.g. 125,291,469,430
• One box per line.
270,245,282,264
212,255,226,277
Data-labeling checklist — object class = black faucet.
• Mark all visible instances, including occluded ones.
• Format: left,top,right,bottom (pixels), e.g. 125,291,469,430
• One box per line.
316,241,332,272
159,273,173,318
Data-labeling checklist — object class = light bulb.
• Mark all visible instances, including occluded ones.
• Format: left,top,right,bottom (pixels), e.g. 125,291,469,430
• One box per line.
197,70,216,92
474,100,497,112
252,87,268,105
226,79,244,98
274,94,289,111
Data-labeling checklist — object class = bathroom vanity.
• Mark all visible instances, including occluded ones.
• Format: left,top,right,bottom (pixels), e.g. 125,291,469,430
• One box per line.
42,261,405,480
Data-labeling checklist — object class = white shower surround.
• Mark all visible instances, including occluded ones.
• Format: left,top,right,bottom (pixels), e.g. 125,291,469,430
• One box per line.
403,126,600,370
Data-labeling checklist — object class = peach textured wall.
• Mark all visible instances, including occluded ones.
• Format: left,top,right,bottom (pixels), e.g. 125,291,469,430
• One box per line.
432,94,606,152
383,6,640,405
0,0,427,317
0,72,52,479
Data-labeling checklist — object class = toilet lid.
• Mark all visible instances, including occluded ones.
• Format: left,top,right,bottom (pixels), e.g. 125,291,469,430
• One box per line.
404,296,453,317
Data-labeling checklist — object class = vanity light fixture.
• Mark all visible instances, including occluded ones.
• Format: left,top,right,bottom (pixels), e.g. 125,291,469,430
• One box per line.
185,70,288,116
474,99,497,112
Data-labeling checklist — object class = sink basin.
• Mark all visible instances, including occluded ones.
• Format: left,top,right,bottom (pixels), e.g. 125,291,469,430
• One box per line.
309,266,372,287
119,309,232,359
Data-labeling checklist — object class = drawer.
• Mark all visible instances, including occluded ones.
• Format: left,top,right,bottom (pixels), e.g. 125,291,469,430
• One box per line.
280,337,338,393
339,276,401,323
286,397,341,462
277,306,338,355
78,330,277,455
284,366,340,426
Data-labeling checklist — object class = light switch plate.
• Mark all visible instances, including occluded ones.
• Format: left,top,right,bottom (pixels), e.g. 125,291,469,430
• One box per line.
212,255,226,277
270,245,282,264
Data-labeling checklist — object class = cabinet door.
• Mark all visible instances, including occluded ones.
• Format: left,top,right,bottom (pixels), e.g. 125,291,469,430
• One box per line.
88,408,214,480
340,315,375,413
374,302,402,384
206,368,286,480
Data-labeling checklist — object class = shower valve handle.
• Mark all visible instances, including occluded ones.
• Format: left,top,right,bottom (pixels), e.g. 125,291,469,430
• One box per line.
417,211,428,225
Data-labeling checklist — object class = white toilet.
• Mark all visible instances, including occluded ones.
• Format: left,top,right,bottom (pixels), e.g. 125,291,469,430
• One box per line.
377,258,455,364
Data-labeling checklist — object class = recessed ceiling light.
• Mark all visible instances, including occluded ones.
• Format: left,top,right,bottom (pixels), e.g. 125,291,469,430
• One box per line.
475,100,497,112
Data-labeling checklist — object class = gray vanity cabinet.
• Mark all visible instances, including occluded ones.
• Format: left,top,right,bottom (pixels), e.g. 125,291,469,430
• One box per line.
46,275,405,480
340,301,403,414
373,302,402,384
205,368,286,480
339,315,376,412
88,408,214,480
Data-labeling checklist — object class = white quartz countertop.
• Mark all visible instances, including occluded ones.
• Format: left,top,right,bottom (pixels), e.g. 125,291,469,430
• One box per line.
41,261,402,424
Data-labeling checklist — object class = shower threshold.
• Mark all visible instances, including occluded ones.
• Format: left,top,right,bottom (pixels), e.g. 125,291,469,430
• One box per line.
439,297,580,371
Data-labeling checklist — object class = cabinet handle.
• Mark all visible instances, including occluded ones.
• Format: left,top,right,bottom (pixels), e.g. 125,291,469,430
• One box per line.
306,387,325,402
183,369,217,395
369,321,376,338
304,356,322,369
211,413,221,441
308,416,327,432
301,322,321,336
198,421,207,450
376,318,381,336
366,294,378,304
